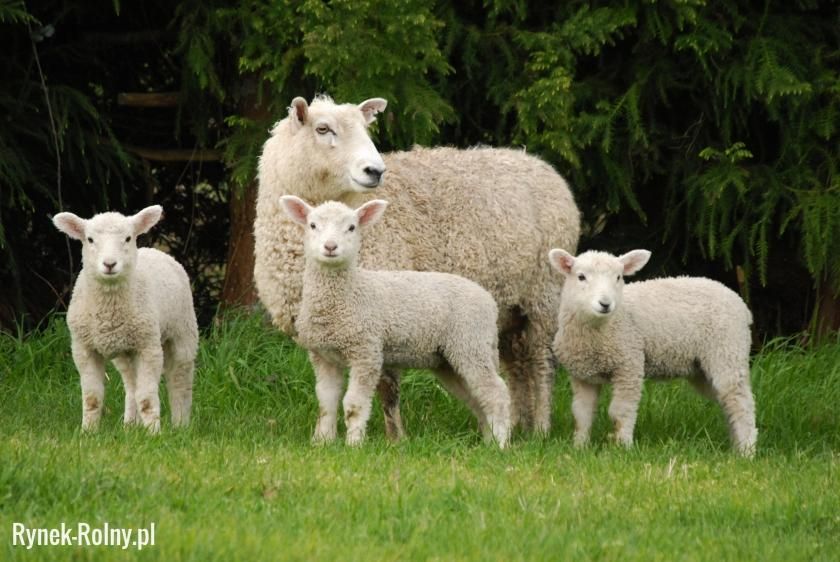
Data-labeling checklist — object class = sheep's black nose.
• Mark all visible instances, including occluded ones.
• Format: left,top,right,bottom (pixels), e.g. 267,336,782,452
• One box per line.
363,166,384,183
598,300,610,311
103,261,116,272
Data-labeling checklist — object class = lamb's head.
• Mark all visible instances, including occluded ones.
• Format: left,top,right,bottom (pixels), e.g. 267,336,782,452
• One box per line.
549,249,651,323
280,195,388,269
52,206,163,285
279,95,387,199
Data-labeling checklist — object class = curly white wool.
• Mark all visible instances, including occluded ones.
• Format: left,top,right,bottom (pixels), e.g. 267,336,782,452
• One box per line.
53,206,198,433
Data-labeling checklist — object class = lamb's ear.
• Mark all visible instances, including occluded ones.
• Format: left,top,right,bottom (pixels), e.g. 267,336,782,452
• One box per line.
618,249,651,276
132,205,163,236
280,195,312,225
356,199,388,227
52,212,87,240
358,98,387,125
288,97,309,132
548,249,575,275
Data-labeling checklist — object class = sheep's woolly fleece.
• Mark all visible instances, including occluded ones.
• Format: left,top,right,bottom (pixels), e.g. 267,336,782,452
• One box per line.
550,249,757,455
53,207,197,433
254,94,580,433
283,196,511,448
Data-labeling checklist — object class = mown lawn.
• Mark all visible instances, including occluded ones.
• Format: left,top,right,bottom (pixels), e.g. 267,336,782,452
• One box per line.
1,313,838,561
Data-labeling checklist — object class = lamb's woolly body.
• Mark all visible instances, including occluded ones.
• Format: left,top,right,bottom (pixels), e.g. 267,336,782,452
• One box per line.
551,251,757,455
255,96,580,434
58,211,198,433
286,198,511,448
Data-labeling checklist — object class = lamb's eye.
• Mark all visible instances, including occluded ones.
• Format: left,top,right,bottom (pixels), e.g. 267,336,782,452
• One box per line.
577,273,586,281
348,225,356,232
87,237,94,243
315,125,331,135
125,236,131,243
617,275,622,281
309,222,316,230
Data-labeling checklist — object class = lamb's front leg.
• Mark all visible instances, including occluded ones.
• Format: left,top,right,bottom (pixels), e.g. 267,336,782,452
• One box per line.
570,377,600,448
309,351,344,444
72,341,106,431
608,369,644,448
343,352,383,447
133,347,164,434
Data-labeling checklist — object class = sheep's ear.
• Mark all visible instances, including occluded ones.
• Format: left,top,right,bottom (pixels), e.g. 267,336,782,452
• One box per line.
548,249,575,275
358,98,387,125
618,249,651,276
356,199,388,227
288,97,308,132
52,212,87,240
280,195,312,225
132,205,163,236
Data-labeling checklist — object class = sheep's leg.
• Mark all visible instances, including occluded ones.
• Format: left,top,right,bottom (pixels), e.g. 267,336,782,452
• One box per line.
504,330,535,433
309,351,344,444
377,369,405,442
708,367,757,457
570,377,600,447
163,340,195,428
435,368,492,443
608,373,644,448
112,355,138,425
343,353,383,446
133,348,164,434
446,354,511,449
73,342,106,432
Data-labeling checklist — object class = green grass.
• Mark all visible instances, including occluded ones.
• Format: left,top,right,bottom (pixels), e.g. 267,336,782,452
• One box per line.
1,313,838,561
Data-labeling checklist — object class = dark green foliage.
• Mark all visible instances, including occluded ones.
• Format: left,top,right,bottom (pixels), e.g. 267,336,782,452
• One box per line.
1,0,838,336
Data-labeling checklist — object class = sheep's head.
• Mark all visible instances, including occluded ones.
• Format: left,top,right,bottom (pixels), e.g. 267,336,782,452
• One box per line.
52,206,163,285
280,195,387,269
280,95,387,199
549,249,651,323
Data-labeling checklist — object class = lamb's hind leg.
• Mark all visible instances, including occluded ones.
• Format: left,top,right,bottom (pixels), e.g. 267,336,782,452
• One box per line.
446,355,511,449
435,368,492,443
705,361,757,457
163,340,196,428
377,369,405,442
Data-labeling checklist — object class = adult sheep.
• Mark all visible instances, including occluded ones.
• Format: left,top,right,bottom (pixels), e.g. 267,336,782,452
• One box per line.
255,94,580,437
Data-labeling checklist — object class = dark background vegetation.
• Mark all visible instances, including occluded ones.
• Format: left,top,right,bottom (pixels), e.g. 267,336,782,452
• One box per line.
1,0,838,340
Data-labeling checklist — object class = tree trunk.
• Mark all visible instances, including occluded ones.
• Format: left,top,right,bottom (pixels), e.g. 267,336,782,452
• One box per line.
219,77,269,309
814,278,840,340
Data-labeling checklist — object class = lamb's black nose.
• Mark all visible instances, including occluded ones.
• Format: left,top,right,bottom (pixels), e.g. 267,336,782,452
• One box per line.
598,300,610,311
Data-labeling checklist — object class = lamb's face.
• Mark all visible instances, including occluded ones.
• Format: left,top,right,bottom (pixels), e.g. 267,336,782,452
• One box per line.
280,196,388,269
549,249,652,324
285,96,388,198
52,206,163,285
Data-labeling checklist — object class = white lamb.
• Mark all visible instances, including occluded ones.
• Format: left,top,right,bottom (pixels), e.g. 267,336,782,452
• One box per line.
53,206,198,433
280,195,511,448
548,248,757,456
256,95,580,438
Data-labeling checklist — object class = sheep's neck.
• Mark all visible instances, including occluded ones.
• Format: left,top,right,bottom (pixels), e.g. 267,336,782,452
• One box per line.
301,262,358,304
86,273,139,322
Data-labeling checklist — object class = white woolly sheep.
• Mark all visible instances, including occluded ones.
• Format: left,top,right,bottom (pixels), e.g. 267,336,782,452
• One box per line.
548,249,757,456
255,94,580,438
53,206,198,433
280,195,511,448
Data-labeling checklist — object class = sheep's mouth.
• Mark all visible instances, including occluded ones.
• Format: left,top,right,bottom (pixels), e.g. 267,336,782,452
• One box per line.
351,176,381,189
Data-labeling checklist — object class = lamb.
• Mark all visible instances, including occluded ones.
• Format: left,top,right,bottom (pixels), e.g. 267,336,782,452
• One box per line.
280,195,511,448
255,94,580,438
52,206,198,433
548,248,757,456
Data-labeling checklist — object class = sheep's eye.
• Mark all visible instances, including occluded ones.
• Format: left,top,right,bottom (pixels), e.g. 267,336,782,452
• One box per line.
577,273,586,281
309,222,316,230
315,125,331,135
348,224,356,232
87,237,94,243
617,275,622,281
125,236,131,243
